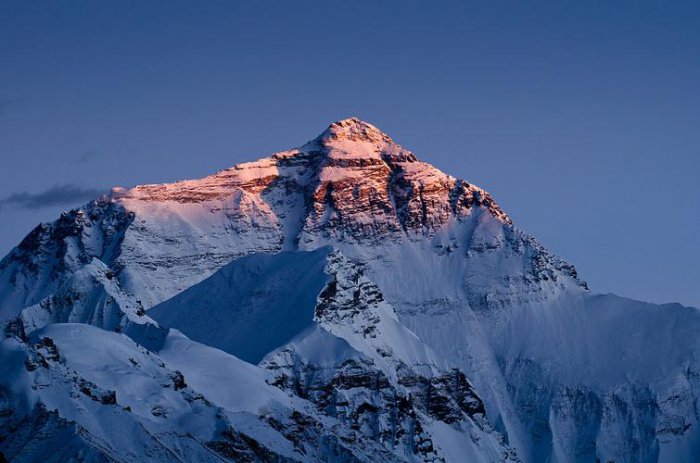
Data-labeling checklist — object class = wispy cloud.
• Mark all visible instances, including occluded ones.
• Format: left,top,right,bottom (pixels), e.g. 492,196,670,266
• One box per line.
75,150,99,163
0,184,106,210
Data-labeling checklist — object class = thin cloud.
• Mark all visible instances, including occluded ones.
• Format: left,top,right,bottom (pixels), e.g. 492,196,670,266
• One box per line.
75,150,99,163
0,184,106,210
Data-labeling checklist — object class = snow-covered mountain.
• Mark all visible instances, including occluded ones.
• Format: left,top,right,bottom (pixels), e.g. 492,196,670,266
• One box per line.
1,117,698,462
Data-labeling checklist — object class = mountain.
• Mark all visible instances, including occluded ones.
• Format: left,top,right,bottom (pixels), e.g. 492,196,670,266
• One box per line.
0,117,698,462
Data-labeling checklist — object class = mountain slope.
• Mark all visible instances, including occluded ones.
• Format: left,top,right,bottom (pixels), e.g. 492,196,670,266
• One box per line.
149,248,330,363
1,117,698,462
149,248,517,461
0,323,419,462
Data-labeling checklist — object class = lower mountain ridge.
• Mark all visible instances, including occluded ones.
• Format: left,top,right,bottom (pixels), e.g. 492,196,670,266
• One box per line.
1,118,698,462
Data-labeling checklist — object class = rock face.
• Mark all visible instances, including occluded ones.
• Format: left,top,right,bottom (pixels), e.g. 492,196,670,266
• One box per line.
1,117,699,462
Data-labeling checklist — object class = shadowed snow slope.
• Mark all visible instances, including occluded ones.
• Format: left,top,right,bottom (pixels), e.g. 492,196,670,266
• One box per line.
150,248,331,363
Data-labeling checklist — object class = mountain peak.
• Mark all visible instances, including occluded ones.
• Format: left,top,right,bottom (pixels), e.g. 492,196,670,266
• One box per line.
316,117,394,145
107,117,514,230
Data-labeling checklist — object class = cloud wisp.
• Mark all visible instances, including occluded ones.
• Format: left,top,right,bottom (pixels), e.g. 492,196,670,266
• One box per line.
0,184,106,210
75,150,99,163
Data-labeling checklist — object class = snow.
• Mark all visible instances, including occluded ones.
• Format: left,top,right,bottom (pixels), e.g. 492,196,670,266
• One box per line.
264,323,364,367
0,336,35,408
158,329,295,414
426,419,510,463
116,194,283,308
150,248,331,363
493,293,700,387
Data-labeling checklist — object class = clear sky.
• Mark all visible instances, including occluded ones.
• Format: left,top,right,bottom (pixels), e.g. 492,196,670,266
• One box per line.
1,1,698,308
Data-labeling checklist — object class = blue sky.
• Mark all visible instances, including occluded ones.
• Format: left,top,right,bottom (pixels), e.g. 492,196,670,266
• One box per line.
1,1,698,307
